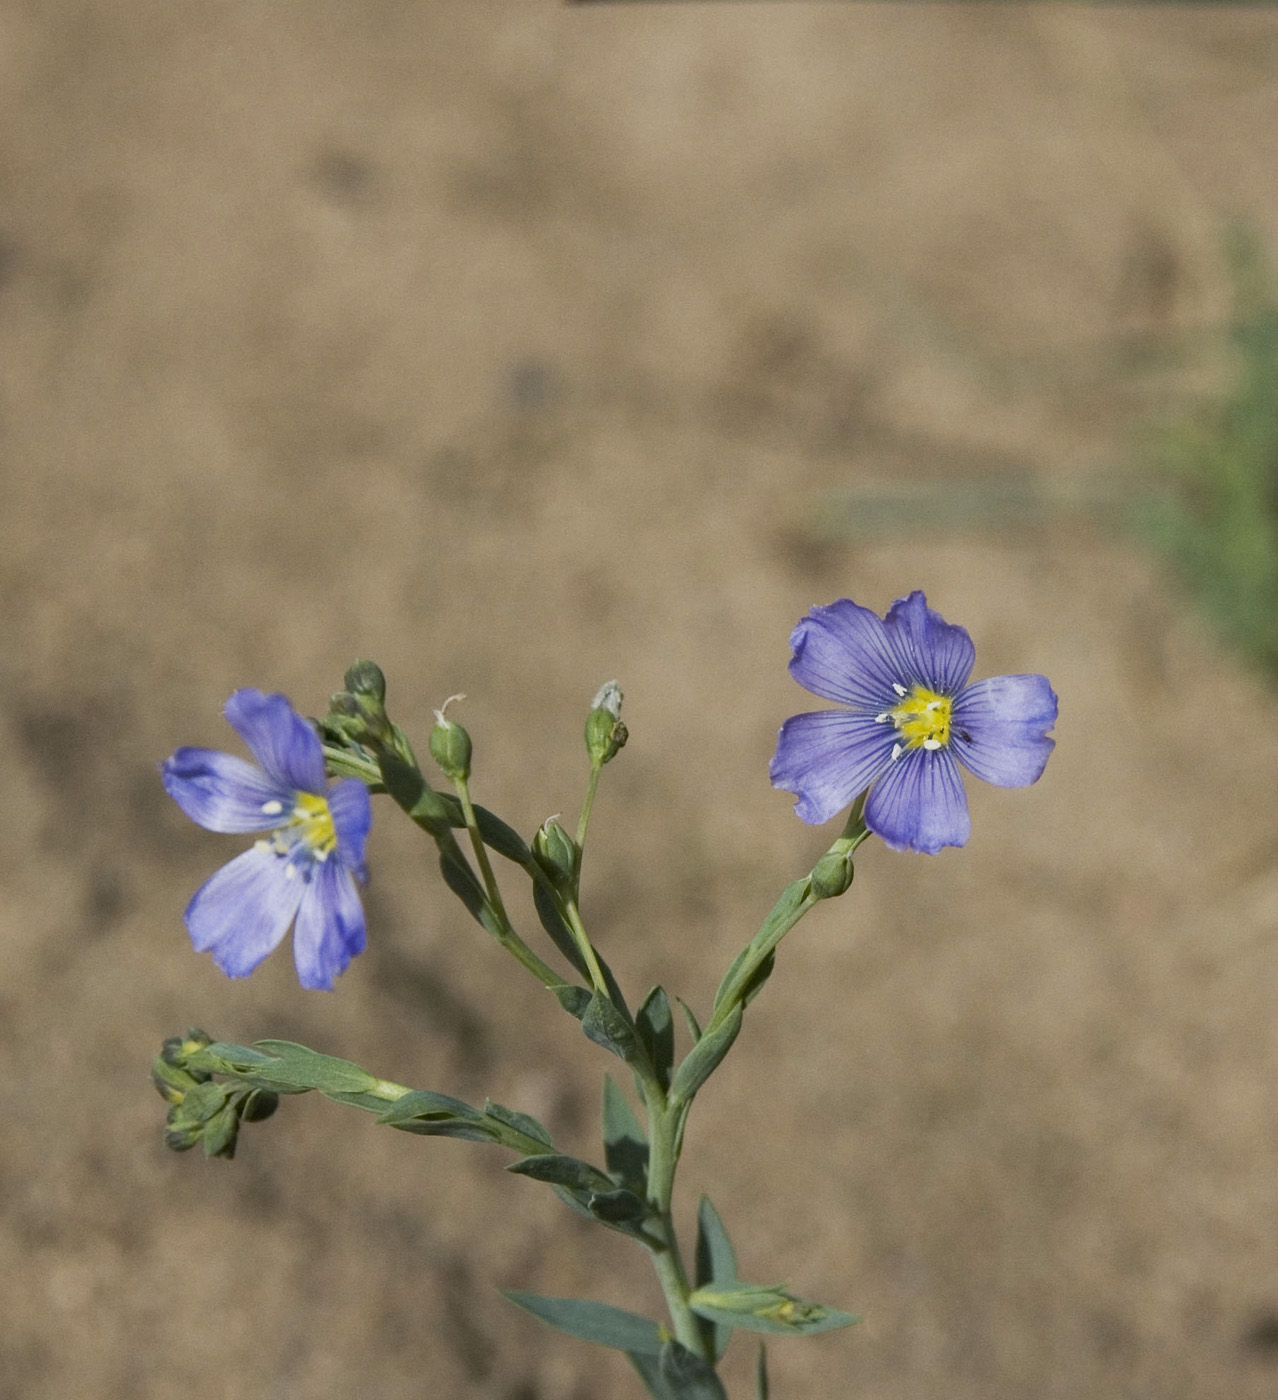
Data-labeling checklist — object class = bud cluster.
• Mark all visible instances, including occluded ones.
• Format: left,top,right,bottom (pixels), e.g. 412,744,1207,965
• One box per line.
152,1028,278,1159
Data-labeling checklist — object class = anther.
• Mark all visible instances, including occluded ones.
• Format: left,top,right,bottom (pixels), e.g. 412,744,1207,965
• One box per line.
892,683,907,697
922,738,942,750
891,742,902,761
261,800,284,816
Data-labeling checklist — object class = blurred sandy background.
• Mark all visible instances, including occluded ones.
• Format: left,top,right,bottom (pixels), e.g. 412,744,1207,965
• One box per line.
5,3,1278,1397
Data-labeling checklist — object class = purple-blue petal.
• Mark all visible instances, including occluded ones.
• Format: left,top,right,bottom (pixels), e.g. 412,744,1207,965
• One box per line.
293,860,367,991
771,709,896,824
224,688,327,795
328,777,372,875
864,747,971,854
882,591,975,695
952,674,1057,788
786,599,906,708
162,747,294,834
184,845,303,978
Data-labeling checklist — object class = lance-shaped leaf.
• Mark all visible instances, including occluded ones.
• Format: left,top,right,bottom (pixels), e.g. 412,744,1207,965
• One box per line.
670,1006,743,1103
504,1291,665,1356
374,1089,496,1143
636,986,675,1091
484,1100,554,1151
507,1153,615,1195
658,1340,729,1400
533,879,592,980
582,992,644,1066
248,1041,379,1097
551,984,593,1020
688,1283,860,1337
434,793,533,865
602,1075,648,1194
694,1197,738,1360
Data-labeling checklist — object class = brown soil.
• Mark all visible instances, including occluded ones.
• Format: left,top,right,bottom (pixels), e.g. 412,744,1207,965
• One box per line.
5,4,1278,1398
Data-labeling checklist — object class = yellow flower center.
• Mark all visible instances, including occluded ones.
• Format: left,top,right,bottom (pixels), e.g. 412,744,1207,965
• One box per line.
885,684,952,752
267,791,337,863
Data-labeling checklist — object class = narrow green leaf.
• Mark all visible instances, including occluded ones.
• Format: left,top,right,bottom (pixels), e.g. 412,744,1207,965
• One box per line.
677,998,702,1044
658,1340,728,1400
582,992,644,1065
473,804,533,864
506,1153,614,1194
754,1343,769,1400
375,1089,482,1125
602,1075,648,1193
670,1006,743,1103
386,1118,496,1143
250,1041,378,1097
551,984,593,1019
534,880,591,979
437,846,490,928
636,986,675,1091
484,1100,554,1149
504,1291,664,1356
739,950,775,1009
587,1187,647,1224
695,1197,738,1360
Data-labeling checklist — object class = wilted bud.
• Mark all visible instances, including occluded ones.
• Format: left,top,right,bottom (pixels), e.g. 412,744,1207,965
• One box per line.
429,697,472,782
585,680,627,767
533,818,577,889
810,850,854,900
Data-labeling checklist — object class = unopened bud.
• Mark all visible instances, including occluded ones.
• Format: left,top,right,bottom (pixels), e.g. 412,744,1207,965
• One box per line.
533,818,577,888
343,660,386,705
810,851,855,900
429,696,472,781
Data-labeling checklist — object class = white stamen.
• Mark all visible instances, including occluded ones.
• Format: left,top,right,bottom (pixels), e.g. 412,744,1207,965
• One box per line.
261,800,284,816
922,738,942,750
434,693,467,726
253,838,270,852
874,712,891,723
283,864,297,880
892,683,907,697
890,742,902,761
925,701,942,712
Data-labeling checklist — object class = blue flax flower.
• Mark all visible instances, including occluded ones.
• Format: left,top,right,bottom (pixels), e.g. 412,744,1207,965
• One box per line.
162,689,371,989
771,592,1057,854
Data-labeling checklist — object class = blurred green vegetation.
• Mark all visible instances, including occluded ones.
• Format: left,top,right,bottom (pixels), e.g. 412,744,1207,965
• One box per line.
1138,229,1278,675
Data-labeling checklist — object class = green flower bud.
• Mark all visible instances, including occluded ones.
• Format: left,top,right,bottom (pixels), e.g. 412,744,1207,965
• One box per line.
151,1055,200,1105
428,696,472,781
585,680,627,767
532,818,577,888
343,659,386,705
810,851,855,900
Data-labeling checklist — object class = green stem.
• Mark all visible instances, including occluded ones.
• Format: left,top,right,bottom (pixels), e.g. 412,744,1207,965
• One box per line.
451,775,574,993
575,761,602,859
643,1086,708,1359
704,807,871,1042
